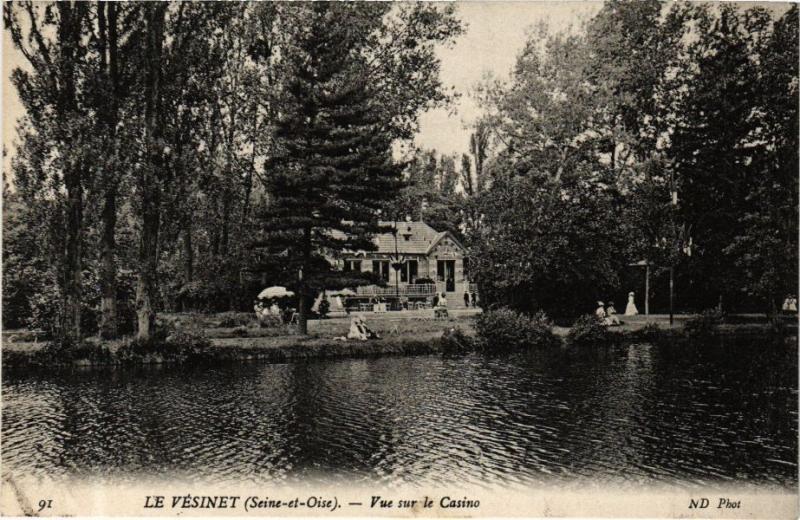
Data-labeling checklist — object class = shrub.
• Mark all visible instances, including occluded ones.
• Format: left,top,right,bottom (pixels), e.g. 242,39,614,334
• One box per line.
231,326,249,338
257,313,283,329
634,322,663,342
475,307,559,351
116,325,212,364
217,312,255,328
34,338,113,365
684,308,725,338
440,326,475,354
567,314,614,347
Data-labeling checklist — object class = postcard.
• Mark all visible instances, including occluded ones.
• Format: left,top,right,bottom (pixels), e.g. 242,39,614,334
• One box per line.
2,1,797,517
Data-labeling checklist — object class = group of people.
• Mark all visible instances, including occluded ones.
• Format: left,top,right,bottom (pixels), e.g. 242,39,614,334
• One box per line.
346,314,380,341
462,291,479,308
595,292,639,326
595,300,622,326
782,295,798,313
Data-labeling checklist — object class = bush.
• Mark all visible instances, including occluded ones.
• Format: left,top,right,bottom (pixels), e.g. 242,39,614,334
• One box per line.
684,308,725,338
415,277,436,285
217,312,255,328
116,327,212,364
440,326,475,354
231,326,249,338
567,314,614,347
635,322,664,342
34,338,113,365
475,307,559,351
257,313,283,329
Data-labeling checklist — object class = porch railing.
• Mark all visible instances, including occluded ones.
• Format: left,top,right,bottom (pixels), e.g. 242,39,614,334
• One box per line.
356,284,438,297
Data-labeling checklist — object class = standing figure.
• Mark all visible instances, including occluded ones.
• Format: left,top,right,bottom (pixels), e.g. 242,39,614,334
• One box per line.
625,291,639,316
463,291,470,308
790,296,798,313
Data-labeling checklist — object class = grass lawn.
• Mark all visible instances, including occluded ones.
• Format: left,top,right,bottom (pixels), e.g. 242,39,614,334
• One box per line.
3,309,793,355
2,309,482,353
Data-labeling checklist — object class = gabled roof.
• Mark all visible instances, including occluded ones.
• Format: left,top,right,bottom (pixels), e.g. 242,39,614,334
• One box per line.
372,221,441,255
335,221,462,256
425,230,466,255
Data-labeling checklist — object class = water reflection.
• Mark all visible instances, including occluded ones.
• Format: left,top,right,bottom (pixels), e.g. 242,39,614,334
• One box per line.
2,342,797,488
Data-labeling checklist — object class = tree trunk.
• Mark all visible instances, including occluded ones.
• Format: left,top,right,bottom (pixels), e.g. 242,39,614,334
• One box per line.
63,171,83,341
57,2,87,343
98,2,120,339
220,196,231,255
297,226,312,335
136,4,166,341
99,186,118,338
184,222,194,283
136,198,160,340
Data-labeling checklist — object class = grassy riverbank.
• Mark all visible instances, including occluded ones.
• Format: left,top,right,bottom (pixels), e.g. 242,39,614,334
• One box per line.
2,310,796,370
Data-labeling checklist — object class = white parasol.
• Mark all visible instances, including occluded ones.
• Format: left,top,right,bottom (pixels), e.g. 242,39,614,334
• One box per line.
258,286,295,299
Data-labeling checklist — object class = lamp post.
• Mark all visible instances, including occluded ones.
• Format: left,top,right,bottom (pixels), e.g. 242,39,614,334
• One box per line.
667,171,692,327
389,219,406,309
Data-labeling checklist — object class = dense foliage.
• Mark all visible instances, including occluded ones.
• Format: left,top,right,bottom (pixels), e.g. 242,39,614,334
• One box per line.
465,2,798,318
3,2,462,340
474,307,559,350
565,315,616,348
3,1,797,343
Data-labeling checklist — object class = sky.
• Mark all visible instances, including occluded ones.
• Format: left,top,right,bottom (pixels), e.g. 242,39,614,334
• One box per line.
1,2,603,173
412,1,602,158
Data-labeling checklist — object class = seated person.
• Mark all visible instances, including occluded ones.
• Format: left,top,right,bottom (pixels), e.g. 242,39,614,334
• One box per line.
605,301,621,326
595,301,607,320
347,315,367,340
347,315,380,340
254,300,265,315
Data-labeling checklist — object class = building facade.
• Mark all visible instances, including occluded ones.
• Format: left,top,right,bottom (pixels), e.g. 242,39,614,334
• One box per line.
339,221,475,305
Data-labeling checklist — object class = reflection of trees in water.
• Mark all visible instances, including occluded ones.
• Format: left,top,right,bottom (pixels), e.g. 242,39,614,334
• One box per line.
34,365,302,480
3,344,796,487
644,341,798,485
280,359,404,484
514,347,655,482
2,376,68,478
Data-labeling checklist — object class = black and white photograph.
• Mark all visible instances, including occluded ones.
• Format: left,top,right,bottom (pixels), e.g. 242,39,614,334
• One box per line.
1,1,798,517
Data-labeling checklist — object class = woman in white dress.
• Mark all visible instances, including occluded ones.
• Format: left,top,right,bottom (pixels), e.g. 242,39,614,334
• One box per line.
625,291,639,316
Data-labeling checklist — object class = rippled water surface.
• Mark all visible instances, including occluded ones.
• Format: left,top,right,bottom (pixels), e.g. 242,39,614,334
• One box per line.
2,342,797,487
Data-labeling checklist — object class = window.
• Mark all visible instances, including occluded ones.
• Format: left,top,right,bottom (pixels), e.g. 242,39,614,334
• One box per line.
372,260,390,282
401,260,418,283
344,260,361,272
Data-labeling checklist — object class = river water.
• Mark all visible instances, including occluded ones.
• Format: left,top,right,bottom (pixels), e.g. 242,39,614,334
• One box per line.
2,342,797,488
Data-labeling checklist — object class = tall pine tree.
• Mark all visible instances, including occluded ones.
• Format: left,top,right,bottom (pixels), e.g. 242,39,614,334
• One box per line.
259,4,403,334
